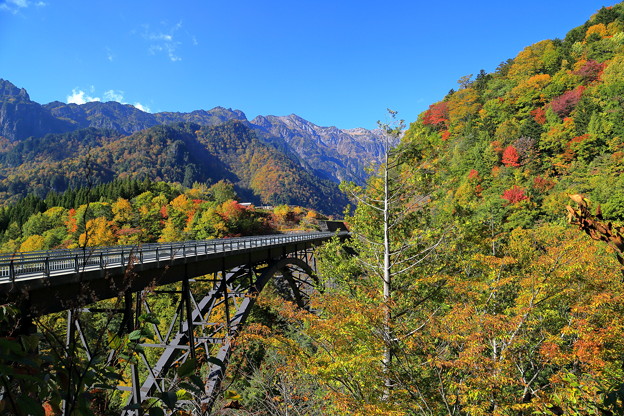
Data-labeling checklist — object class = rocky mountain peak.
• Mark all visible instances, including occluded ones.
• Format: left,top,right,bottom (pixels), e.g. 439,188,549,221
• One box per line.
205,107,247,121
248,114,388,184
0,81,74,142
0,80,388,187
0,79,31,102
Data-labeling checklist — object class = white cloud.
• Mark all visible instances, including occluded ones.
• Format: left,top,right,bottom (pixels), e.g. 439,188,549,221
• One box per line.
133,102,151,113
148,34,172,42
147,40,181,62
104,90,151,112
67,88,100,105
0,0,45,13
0,0,26,13
67,86,151,113
103,89,124,102
141,21,184,62
105,47,114,62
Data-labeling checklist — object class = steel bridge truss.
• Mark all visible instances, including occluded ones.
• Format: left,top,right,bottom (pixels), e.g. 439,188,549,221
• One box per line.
59,248,318,415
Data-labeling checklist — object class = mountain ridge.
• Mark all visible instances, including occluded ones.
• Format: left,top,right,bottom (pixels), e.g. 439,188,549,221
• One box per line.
0,120,349,214
251,113,391,183
0,79,385,186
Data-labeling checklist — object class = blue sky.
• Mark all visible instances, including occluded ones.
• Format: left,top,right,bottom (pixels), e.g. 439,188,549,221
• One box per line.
0,0,614,129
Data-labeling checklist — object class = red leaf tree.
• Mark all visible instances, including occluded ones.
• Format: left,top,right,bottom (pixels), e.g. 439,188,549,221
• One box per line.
422,102,449,129
502,145,520,167
502,185,528,205
533,176,555,193
550,86,585,118
574,60,604,83
531,107,546,125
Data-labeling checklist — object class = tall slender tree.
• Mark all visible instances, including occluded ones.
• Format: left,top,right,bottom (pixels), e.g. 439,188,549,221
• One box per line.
340,110,445,401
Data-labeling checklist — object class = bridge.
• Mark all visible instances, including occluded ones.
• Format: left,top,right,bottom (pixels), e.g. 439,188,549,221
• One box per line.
0,231,347,415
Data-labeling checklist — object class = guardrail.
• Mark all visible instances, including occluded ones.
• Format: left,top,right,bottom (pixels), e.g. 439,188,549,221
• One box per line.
0,232,341,284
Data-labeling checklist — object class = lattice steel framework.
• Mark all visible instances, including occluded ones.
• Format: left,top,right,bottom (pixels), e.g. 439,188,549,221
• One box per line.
60,248,318,415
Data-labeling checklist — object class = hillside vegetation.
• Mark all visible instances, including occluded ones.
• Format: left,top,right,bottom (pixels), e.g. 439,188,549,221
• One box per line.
0,178,325,253
0,121,348,215
405,4,624,228
221,5,624,415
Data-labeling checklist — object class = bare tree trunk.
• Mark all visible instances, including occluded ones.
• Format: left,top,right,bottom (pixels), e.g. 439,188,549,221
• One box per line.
382,139,392,398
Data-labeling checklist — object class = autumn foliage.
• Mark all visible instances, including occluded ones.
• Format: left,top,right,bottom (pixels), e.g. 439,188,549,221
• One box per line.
422,101,449,129
8,4,624,415
197,6,624,414
501,145,520,167
531,107,546,124
574,59,604,83
550,86,585,117
501,185,528,204
0,180,326,252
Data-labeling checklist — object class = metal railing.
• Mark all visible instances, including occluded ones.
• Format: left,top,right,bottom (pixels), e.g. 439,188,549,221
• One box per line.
0,232,341,284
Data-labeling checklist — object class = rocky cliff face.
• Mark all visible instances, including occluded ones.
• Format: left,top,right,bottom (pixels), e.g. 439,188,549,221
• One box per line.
45,100,160,134
0,79,74,141
154,108,247,127
250,114,390,184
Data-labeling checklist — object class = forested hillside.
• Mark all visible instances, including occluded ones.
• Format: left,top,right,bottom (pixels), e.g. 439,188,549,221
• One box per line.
219,4,624,415
403,4,624,229
0,78,387,201
0,178,325,253
0,177,328,415
0,121,348,214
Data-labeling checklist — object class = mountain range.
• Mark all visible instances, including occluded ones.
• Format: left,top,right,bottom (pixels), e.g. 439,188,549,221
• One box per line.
0,79,390,214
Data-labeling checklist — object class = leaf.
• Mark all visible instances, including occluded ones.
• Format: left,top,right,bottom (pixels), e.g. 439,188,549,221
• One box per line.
140,327,155,340
100,368,124,382
176,389,191,401
107,331,122,350
177,358,197,378
140,313,160,325
128,330,143,342
207,356,224,367
20,334,40,352
190,374,205,390
155,391,178,410
223,390,241,400
148,408,165,416
0,304,18,323
569,194,586,205
178,380,204,395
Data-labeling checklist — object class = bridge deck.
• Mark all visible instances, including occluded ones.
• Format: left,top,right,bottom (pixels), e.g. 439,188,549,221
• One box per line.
0,232,344,316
